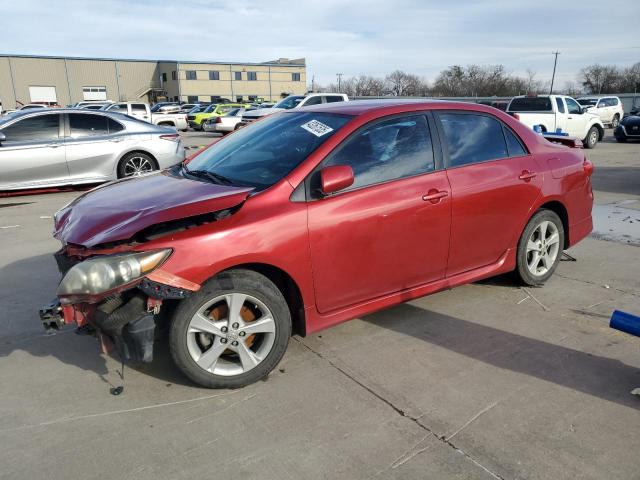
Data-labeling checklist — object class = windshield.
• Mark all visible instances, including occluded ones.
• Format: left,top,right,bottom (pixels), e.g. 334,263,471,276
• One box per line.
577,99,598,106
508,97,552,112
185,112,351,190
274,96,305,110
203,104,219,113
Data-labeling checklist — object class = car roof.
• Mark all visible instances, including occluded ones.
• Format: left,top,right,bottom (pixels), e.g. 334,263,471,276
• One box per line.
296,98,484,116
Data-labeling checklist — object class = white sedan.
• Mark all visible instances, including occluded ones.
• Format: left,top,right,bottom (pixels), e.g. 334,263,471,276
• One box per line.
202,108,245,134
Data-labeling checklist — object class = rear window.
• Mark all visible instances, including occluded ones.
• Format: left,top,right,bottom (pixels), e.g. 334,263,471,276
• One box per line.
577,99,598,106
508,97,552,112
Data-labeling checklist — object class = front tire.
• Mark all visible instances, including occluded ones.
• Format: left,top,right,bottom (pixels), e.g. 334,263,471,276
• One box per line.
583,126,599,149
169,270,292,389
515,210,565,286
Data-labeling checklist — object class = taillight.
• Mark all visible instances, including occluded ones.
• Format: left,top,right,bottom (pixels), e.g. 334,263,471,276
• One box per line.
159,134,180,142
513,113,520,121
215,117,222,123
583,158,594,176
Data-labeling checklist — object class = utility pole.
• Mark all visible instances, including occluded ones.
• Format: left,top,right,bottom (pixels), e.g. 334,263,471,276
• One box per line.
549,51,560,94
336,73,343,93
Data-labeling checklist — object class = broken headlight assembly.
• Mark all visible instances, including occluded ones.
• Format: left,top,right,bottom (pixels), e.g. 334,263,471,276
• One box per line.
57,249,172,296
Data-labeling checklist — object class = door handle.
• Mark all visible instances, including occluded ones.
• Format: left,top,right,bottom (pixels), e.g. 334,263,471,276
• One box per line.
109,137,124,142
47,143,61,148
519,170,537,181
422,189,448,204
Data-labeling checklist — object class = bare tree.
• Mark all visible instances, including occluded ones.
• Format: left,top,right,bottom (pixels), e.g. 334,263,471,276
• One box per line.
385,70,423,96
579,64,622,94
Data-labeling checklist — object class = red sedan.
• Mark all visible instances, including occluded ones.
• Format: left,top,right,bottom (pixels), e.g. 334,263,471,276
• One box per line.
46,100,594,388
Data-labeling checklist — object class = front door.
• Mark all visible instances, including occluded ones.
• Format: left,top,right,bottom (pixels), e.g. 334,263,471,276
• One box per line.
307,114,451,314
0,112,67,189
436,112,542,276
565,97,589,138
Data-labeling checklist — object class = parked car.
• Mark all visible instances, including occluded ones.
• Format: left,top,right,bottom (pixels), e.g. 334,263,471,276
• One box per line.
80,104,110,110
187,103,246,130
240,93,348,126
103,102,188,131
44,100,593,388
614,111,640,142
0,109,184,191
179,103,202,113
478,100,510,111
577,96,624,128
507,94,605,148
151,102,181,113
202,108,245,134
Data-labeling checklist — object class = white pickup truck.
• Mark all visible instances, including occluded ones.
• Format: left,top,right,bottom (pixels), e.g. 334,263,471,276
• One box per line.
240,93,349,127
506,95,605,148
103,102,188,131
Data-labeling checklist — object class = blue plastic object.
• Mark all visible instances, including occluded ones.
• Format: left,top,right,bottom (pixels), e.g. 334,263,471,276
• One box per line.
533,125,543,134
610,310,640,338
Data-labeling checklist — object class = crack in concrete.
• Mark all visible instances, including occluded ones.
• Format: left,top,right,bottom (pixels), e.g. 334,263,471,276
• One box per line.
295,338,507,479
555,272,640,298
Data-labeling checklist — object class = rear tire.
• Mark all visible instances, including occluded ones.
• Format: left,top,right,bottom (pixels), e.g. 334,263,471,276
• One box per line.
117,152,158,178
515,210,565,286
169,269,292,389
611,115,620,129
583,126,599,149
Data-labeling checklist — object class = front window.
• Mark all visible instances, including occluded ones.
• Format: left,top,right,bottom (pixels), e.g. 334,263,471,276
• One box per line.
184,112,351,190
565,98,582,115
274,96,305,110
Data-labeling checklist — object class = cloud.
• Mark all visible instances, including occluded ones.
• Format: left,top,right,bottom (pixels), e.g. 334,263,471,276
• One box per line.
2,0,638,86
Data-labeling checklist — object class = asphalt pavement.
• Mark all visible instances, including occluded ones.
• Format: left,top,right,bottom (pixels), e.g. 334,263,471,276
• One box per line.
0,130,639,480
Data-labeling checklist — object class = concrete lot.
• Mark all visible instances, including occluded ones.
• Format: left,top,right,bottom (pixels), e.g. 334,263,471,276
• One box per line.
0,131,639,479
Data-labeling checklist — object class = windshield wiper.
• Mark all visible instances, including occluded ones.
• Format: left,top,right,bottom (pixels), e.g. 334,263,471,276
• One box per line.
185,169,235,186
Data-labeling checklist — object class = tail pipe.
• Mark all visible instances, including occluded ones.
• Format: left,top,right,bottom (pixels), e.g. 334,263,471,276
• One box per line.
610,310,640,338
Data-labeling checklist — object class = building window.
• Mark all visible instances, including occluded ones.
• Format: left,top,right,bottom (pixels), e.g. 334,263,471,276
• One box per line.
82,86,107,101
209,71,220,80
247,72,257,81
234,72,242,81
236,96,243,102
186,70,197,80
187,95,198,103
171,71,177,81
161,73,167,82
248,95,258,101
292,73,301,81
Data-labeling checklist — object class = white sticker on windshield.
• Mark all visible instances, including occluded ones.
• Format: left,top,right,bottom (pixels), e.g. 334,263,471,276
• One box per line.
301,120,334,137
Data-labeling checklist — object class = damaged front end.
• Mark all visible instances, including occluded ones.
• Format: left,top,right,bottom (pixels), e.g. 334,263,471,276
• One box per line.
41,245,199,364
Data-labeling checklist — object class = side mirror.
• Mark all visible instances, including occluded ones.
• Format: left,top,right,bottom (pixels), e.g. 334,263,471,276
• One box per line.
320,165,354,195
597,103,605,108
581,106,590,114
0,132,5,144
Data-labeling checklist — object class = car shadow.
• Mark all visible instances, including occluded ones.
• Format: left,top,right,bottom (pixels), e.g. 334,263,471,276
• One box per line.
0,253,194,388
362,303,640,410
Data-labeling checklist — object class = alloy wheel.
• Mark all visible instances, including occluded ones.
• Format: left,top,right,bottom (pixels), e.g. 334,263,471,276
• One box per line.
589,129,598,147
123,156,155,176
186,293,276,376
526,220,560,277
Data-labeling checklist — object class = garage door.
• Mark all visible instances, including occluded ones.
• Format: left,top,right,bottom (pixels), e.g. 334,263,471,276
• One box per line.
29,86,57,103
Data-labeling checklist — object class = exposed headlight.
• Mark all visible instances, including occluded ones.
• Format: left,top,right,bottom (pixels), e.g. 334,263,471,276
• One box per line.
57,249,171,296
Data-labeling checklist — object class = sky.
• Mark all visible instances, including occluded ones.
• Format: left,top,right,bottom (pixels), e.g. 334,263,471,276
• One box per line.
1,0,638,87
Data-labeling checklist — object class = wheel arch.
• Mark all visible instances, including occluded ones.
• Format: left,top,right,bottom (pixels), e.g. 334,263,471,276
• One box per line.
221,263,307,337
534,200,570,249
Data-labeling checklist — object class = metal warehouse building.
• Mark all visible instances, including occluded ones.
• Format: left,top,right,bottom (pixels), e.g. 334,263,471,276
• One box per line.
0,54,307,108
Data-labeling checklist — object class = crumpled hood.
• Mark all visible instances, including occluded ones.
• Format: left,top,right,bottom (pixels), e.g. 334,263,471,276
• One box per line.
54,171,253,247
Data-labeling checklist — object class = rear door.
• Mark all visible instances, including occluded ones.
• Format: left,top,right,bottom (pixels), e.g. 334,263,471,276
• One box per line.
436,111,542,276
0,112,67,189
130,103,150,122
307,113,451,313
64,113,126,181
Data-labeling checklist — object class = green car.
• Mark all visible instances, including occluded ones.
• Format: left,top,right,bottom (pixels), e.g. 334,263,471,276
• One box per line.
187,103,246,130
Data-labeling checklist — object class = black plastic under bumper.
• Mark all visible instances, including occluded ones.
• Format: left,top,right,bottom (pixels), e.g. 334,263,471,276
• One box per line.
94,295,156,364
39,299,64,330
